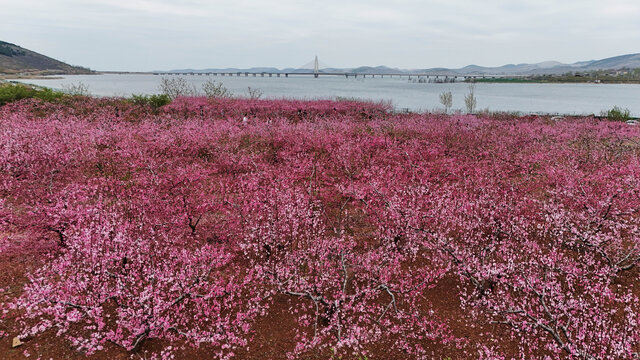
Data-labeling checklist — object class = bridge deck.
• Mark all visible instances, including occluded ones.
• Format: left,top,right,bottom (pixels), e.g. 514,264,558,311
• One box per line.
152,72,526,78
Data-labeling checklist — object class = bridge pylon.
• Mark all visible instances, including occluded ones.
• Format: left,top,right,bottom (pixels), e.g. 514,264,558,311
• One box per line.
314,55,319,78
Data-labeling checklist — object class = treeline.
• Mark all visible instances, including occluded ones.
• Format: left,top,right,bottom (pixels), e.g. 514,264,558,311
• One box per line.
473,68,640,84
0,43,25,57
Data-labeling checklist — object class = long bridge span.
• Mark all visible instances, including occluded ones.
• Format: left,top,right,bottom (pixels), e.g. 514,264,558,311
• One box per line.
151,71,524,82
149,56,525,82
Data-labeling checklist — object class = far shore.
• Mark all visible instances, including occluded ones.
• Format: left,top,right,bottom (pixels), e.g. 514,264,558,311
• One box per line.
4,71,640,85
1,74,64,80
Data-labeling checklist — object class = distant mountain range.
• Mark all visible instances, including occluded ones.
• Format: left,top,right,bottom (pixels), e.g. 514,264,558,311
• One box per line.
165,53,640,76
1,40,637,77
0,40,92,75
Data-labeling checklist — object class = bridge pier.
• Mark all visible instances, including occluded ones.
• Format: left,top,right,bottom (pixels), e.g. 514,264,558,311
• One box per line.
269,73,272,77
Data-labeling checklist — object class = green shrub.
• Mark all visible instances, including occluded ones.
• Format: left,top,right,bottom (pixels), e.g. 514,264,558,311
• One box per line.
130,94,148,105
148,94,171,108
130,94,171,109
0,83,66,106
603,106,631,121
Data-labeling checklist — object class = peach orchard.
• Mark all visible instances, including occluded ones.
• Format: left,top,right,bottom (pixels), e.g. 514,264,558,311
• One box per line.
1,97,639,359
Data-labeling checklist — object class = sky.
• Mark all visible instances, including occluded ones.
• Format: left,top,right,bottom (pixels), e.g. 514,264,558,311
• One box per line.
1,0,639,71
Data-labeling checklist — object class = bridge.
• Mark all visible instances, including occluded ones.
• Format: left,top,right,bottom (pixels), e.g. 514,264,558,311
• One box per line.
151,71,526,82
150,56,527,82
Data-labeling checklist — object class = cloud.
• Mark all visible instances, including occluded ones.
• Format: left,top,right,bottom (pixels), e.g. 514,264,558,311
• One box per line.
1,0,639,70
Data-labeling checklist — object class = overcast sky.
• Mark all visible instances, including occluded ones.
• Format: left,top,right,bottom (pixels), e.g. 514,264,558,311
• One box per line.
1,0,639,71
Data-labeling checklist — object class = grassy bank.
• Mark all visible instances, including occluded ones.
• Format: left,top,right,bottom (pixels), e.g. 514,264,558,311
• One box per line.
0,81,67,105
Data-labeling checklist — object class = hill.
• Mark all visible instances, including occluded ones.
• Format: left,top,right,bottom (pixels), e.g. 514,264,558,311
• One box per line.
414,53,640,75
582,53,640,70
161,53,640,76
0,40,92,75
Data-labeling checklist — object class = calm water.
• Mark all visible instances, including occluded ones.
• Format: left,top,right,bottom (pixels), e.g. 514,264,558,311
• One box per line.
14,74,640,116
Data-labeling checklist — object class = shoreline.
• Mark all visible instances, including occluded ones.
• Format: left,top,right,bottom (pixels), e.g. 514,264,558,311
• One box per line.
4,76,639,118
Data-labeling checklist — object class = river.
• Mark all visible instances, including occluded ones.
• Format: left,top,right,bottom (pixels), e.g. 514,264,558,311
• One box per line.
13,74,640,116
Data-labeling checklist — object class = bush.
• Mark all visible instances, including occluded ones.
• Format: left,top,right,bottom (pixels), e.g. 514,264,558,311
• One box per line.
202,79,233,99
130,94,172,109
603,106,631,121
464,84,477,114
159,77,198,99
62,82,91,96
148,94,172,108
0,82,65,106
439,91,452,114
244,86,263,100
